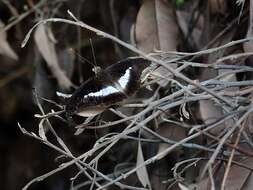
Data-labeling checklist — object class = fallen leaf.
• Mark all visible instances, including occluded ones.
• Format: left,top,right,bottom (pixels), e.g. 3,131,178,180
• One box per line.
156,123,186,160
176,10,204,49
135,0,178,52
178,182,192,190
155,0,178,51
194,176,211,190
34,24,73,89
38,118,47,140
135,0,159,53
0,20,18,60
135,0,179,87
224,157,253,190
199,31,237,135
136,141,151,189
198,99,225,134
208,0,227,15
243,1,253,54
150,159,169,190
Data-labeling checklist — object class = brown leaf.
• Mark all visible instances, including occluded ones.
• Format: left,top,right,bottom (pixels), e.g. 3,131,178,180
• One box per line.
135,0,178,52
198,31,237,135
208,0,227,15
243,1,253,53
135,0,179,87
224,157,253,190
135,0,158,53
156,123,186,160
155,0,178,51
34,24,73,89
136,141,151,188
176,10,204,49
195,177,211,190
0,20,18,60
178,183,193,190
198,99,225,134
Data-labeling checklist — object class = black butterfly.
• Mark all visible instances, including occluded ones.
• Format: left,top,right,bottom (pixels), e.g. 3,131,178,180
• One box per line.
60,57,150,119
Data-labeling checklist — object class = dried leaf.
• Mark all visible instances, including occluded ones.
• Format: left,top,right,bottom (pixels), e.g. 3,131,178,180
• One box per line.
195,176,211,190
34,25,73,89
199,31,236,135
180,102,190,120
178,183,192,190
150,159,169,190
135,0,179,87
199,99,225,134
135,0,178,52
0,20,18,60
136,142,151,188
156,123,186,160
38,118,47,140
176,10,203,49
208,0,227,15
243,1,253,53
224,157,253,190
135,0,158,53
155,0,178,51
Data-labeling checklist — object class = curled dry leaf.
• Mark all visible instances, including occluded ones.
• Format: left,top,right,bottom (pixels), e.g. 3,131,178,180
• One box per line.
0,20,18,60
34,24,73,89
135,0,179,87
136,141,151,189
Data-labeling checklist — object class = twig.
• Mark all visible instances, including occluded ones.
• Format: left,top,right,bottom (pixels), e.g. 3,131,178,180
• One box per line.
220,119,248,190
21,11,253,108
201,105,253,178
2,0,47,32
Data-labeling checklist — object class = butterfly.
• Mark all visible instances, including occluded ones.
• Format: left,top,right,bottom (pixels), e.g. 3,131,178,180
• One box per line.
58,57,151,120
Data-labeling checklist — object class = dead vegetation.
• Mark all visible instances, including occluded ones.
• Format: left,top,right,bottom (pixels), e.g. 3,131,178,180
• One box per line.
0,0,253,190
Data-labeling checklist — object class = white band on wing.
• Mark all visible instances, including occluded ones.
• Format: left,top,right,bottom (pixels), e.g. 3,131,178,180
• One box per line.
56,91,72,98
83,86,118,98
83,67,132,99
118,67,131,89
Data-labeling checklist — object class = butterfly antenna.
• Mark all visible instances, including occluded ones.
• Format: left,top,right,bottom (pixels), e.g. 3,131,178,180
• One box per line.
89,38,98,67
69,48,96,68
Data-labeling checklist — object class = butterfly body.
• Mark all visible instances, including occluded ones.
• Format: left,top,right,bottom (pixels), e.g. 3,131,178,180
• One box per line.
65,57,150,118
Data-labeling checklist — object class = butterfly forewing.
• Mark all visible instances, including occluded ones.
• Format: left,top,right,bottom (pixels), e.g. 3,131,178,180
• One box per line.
65,57,150,117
